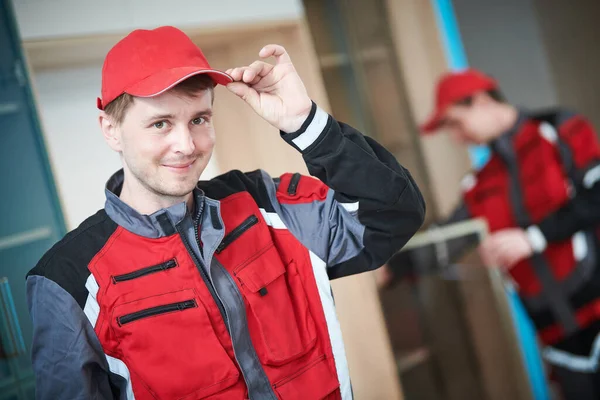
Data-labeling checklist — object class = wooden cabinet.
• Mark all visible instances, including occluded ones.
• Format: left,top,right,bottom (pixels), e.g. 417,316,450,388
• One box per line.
303,0,437,225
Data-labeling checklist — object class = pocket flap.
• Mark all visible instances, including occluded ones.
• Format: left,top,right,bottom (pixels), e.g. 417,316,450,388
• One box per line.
274,355,340,400
235,246,286,293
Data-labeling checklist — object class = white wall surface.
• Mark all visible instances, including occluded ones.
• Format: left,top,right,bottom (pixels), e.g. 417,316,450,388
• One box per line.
33,65,221,230
12,0,304,40
33,65,111,230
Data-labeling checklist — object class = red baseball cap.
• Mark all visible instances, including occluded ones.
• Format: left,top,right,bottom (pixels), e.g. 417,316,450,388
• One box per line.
421,68,498,134
97,26,233,110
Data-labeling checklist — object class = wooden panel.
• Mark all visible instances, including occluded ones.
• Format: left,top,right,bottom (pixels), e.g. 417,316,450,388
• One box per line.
384,0,471,218
413,274,484,400
304,0,438,225
456,252,533,400
330,272,404,400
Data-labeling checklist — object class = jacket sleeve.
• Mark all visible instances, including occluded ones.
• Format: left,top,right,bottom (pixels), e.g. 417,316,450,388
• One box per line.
265,102,425,279
27,275,118,400
526,115,600,250
386,202,477,282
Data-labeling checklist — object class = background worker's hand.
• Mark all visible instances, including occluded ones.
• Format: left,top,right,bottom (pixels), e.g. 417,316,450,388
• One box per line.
478,228,533,270
225,45,313,133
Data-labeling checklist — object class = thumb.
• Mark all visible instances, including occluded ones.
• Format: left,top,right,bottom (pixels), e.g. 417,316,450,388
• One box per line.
226,82,259,108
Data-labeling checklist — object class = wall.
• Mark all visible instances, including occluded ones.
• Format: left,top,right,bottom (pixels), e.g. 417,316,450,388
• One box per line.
32,65,115,229
533,0,600,130
450,0,600,130
452,0,558,109
12,0,303,40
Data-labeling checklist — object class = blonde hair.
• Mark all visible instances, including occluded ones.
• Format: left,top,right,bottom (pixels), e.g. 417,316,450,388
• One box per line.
104,74,215,124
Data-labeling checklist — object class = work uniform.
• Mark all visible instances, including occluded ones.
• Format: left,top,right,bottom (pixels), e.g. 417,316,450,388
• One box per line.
27,104,425,399
392,108,600,399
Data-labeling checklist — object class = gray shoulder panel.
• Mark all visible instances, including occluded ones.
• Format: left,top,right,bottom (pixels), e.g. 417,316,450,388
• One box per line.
259,170,365,267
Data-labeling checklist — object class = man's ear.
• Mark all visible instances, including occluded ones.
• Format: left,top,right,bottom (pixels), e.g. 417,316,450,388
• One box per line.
99,111,122,152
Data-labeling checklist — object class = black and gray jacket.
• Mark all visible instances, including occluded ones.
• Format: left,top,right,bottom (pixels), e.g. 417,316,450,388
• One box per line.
26,103,425,399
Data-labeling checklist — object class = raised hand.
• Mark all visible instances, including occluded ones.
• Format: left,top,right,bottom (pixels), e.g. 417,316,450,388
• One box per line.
225,45,312,133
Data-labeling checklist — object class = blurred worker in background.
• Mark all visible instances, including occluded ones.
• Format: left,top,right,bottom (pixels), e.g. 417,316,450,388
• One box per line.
381,68,600,400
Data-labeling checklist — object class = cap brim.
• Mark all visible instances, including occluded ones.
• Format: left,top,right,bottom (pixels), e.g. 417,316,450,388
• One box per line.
125,66,233,98
420,108,445,134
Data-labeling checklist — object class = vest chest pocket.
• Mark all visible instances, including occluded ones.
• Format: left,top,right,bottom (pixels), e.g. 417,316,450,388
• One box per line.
111,289,239,399
235,244,317,366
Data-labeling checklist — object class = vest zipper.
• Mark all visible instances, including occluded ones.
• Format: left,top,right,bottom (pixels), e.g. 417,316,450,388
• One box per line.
117,299,197,326
112,259,177,283
216,215,259,254
177,206,229,327
287,173,301,195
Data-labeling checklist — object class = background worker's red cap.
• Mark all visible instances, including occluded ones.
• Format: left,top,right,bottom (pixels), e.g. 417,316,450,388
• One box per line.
420,69,498,133
97,26,233,110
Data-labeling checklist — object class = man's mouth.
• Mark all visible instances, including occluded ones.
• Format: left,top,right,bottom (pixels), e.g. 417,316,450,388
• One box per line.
162,160,196,171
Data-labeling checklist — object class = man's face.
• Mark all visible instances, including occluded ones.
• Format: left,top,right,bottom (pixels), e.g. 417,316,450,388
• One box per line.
109,89,215,199
441,93,498,145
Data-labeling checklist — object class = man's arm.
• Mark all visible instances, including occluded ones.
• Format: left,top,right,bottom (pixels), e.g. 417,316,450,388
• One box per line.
527,177,600,250
27,275,118,399
262,102,425,278
527,115,600,249
226,44,425,278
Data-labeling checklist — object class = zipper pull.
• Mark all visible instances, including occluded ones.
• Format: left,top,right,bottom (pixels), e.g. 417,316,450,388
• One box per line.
161,259,177,270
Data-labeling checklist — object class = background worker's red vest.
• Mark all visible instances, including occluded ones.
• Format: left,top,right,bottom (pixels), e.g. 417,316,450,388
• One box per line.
462,111,600,345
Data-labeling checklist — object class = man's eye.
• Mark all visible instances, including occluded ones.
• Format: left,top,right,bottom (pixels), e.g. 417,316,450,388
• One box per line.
153,121,166,129
191,117,206,125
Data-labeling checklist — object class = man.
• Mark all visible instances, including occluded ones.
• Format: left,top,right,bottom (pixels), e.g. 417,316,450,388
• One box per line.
385,68,600,399
26,26,425,399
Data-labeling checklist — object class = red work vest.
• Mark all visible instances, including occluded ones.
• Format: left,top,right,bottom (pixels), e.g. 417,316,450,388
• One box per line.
462,111,600,345
91,175,342,399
